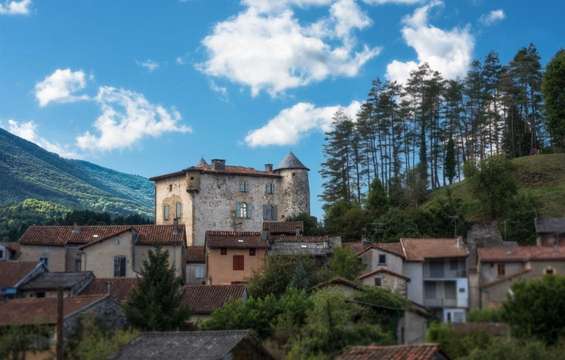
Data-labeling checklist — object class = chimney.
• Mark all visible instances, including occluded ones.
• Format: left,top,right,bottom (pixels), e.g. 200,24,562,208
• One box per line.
211,159,226,171
265,164,273,172
456,236,463,249
72,223,80,235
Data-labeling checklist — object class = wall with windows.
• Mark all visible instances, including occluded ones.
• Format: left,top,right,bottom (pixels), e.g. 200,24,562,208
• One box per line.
154,174,195,244
362,248,404,275
19,245,66,272
81,231,136,278
479,261,525,284
360,272,407,296
206,247,266,285
134,245,184,278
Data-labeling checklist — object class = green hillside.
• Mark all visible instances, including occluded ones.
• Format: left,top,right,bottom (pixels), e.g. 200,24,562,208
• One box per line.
0,128,154,239
427,153,565,221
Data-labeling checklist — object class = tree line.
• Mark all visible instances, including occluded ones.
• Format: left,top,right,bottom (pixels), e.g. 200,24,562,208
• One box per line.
321,44,564,209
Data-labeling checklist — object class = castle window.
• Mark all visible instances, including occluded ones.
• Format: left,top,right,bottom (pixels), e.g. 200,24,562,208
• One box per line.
176,202,183,219
239,181,248,193
263,205,277,221
265,183,275,194
113,256,127,278
163,205,170,221
249,248,256,256
233,255,245,271
236,202,249,219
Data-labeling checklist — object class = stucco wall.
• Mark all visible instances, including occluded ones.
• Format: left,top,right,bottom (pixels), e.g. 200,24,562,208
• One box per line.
154,174,195,244
134,245,184,278
81,232,136,278
207,248,266,285
398,310,427,344
364,248,404,274
405,262,424,305
19,245,66,272
480,261,525,284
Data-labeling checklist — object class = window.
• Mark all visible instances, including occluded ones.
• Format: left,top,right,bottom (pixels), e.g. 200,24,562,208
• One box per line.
237,202,249,218
176,202,183,219
378,254,387,265
263,204,277,221
220,248,227,255
113,256,127,278
249,248,256,256
163,205,170,221
113,238,120,246
233,255,245,271
374,277,382,287
449,259,459,271
429,260,444,278
0,249,4,260
39,257,48,268
239,181,248,193
36,292,46,298
74,258,82,272
545,267,555,275
424,282,436,299
445,281,456,299
497,263,506,277
169,184,173,192
265,183,275,194
194,265,205,279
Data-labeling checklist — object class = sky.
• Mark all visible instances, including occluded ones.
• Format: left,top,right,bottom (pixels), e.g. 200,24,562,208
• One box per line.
0,0,563,218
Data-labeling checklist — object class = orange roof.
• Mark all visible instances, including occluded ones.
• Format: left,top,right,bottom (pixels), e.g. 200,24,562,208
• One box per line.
182,285,247,315
19,224,185,247
262,221,304,235
0,294,108,326
358,268,410,281
187,246,206,263
338,344,448,360
400,238,468,262
478,245,565,262
0,261,41,288
206,231,266,249
80,278,139,303
357,242,405,258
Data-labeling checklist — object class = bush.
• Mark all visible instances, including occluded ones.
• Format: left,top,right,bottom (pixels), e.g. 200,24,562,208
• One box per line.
467,308,504,323
427,322,492,359
462,337,564,360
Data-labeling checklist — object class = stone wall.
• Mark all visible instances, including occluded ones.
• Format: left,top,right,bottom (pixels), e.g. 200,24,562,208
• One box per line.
276,169,310,220
63,297,127,338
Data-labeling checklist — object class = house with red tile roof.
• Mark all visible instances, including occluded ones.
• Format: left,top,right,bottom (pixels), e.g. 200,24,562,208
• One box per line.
0,260,46,298
338,343,450,360
186,246,206,285
150,152,310,247
181,284,247,321
478,244,565,307
18,224,186,278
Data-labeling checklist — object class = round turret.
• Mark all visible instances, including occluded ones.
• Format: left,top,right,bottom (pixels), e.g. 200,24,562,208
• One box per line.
275,152,310,219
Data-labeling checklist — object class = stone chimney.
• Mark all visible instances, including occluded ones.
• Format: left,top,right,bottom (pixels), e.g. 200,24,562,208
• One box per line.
265,164,273,172
211,159,226,171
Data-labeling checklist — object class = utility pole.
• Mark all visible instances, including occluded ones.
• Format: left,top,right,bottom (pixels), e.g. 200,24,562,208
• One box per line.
56,287,64,360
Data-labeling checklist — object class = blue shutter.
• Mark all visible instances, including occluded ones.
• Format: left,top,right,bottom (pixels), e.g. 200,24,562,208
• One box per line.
247,203,253,219
235,201,241,218
262,205,268,220
272,205,278,221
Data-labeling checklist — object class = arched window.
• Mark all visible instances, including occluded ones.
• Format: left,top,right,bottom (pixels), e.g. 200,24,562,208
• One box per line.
238,202,248,218
176,202,183,219
163,205,170,221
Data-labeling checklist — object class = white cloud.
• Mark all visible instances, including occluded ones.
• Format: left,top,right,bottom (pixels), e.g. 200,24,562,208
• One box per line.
385,0,474,84
35,68,89,107
209,80,228,100
245,100,361,147
198,0,380,96
363,0,421,4
479,9,505,26
0,0,31,15
176,56,186,65
76,86,191,151
2,119,79,158
137,59,160,72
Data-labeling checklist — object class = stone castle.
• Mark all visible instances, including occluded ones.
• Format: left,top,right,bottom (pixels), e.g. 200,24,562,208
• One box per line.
150,152,310,246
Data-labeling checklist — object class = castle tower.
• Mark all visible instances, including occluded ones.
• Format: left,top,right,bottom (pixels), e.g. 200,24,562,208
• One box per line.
274,152,310,219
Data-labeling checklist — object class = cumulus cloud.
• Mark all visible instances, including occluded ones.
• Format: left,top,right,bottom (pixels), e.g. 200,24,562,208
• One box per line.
0,0,31,15
35,69,89,107
2,119,78,158
363,0,421,4
245,100,361,147
137,59,160,72
479,9,505,26
76,86,191,151
198,0,380,96
385,0,474,84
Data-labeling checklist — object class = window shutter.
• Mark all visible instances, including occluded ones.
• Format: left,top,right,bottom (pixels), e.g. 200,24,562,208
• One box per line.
262,205,268,220
235,201,241,218
247,203,253,219
113,257,119,277
272,205,278,220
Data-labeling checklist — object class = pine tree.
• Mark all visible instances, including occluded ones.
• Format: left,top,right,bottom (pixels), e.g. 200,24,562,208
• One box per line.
124,247,189,331
445,137,456,185
542,49,565,151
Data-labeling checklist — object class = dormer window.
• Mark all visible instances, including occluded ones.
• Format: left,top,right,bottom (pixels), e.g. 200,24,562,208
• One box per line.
240,181,248,193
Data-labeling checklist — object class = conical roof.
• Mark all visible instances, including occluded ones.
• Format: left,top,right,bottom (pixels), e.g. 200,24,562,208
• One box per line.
196,157,208,168
275,152,309,171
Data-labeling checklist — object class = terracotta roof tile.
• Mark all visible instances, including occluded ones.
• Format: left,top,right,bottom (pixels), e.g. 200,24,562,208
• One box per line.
187,246,206,263
0,261,41,289
357,242,405,258
358,268,410,281
181,285,247,315
478,245,565,262
338,344,448,360
263,221,304,235
344,241,371,254
80,278,139,303
0,294,108,326
206,231,266,249
400,238,468,262
19,225,185,247
150,164,281,181
312,277,363,291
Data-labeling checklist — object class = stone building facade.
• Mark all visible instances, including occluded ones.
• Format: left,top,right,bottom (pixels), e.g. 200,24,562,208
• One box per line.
150,152,310,246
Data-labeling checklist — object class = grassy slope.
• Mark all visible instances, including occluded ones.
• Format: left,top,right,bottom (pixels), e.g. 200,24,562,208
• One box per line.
426,154,565,221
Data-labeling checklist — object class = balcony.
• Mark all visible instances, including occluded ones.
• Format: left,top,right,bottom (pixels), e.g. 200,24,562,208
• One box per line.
423,297,458,308
423,259,467,280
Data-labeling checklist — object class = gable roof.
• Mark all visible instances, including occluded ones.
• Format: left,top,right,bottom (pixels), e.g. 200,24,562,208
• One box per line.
0,294,109,327
187,246,206,263
182,285,247,315
344,241,371,254
80,278,139,303
275,152,309,171
357,242,405,258
20,225,185,248
478,245,565,263
109,330,273,360
313,277,363,291
263,221,304,235
0,261,43,289
338,343,448,360
206,231,266,249
400,238,468,262
358,268,410,281
20,271,94,292
535,217,565,234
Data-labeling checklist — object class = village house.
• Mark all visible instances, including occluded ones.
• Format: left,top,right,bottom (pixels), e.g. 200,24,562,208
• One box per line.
478,244,565,308
150,152,310,246
18,271,95,298
0,260,46,298
181,284,248,322
186,246,206,285
18,224,186,278
205,230,267,285
338,343,450,360
80,277,140,303
0,241,20,261
535,217,565,246
358,238,470,324
264,221,340,259
109,330,274,360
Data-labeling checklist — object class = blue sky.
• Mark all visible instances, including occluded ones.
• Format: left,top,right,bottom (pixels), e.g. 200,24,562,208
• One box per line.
0,0,563,218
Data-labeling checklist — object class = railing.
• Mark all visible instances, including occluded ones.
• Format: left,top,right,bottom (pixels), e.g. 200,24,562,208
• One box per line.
423,269,467,279
423,297,458,308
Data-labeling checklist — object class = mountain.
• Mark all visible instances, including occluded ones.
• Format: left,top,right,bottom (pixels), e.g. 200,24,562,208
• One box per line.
0,128,154,217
